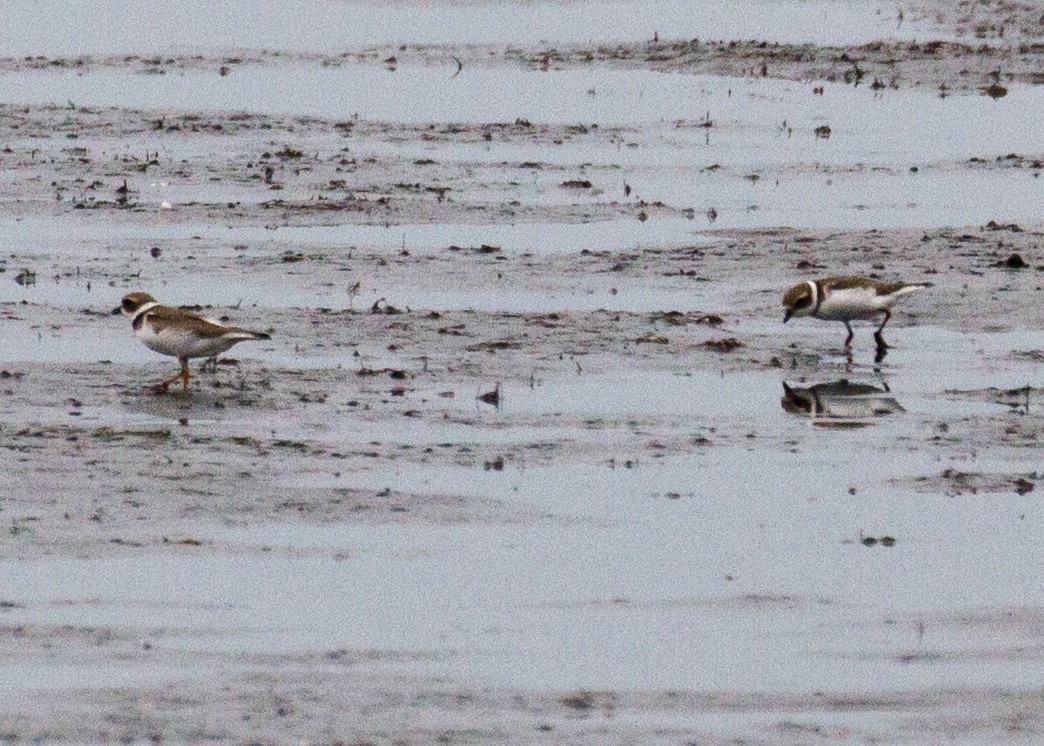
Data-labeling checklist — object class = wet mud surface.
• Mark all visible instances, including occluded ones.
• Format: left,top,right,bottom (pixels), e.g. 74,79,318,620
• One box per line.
2,2,1044,744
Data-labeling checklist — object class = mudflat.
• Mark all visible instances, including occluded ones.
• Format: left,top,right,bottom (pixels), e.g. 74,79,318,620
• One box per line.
1,2,1043,743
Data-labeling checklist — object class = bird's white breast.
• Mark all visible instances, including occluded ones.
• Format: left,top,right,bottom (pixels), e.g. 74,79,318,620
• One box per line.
136,322,238,359
815,286,886,320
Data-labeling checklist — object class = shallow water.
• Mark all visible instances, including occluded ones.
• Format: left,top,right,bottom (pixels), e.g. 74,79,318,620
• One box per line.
5,449,1041,695
2,66,1040,239
3,0,940,57
3,313,1043,742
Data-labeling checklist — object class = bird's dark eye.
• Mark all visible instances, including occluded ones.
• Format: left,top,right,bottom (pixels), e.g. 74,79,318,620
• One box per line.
795,295,812,309
122,298,134,310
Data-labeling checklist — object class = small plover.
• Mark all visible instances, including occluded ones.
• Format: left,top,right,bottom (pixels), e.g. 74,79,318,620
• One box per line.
782,275,931,350
114,292,270,392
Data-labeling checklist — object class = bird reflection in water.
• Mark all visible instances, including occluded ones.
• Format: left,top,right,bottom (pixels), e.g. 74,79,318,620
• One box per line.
781,379,903,428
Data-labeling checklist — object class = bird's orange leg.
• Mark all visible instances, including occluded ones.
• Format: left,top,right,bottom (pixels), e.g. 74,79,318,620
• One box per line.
153,358,191,394
177,358,192,392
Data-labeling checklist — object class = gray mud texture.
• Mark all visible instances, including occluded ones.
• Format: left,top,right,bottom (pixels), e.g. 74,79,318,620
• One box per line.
2,1,1044,744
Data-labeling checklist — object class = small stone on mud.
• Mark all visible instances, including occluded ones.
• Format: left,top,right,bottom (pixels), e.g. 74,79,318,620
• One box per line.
695,314,724,325
981,83,1007,99
1012,477,1035,495
561,692,594,711
635,332,669,344
985,220,1023,232
1001,253,1029,269
651,311,687,326
370,298,402,314
702,337,743,352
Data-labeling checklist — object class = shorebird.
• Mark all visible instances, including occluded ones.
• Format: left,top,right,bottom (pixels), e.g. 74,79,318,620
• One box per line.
115,292,270,392
782,275,931,350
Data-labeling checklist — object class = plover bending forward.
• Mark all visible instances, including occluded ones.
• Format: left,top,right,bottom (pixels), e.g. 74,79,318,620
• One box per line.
782,275,931,350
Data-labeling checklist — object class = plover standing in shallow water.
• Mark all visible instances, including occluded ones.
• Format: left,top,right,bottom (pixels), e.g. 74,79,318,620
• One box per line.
114,292,270,392
782,275,931,351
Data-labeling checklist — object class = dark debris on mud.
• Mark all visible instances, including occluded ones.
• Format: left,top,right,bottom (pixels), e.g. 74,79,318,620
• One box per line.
911,468,1040,496
4,27,1044,94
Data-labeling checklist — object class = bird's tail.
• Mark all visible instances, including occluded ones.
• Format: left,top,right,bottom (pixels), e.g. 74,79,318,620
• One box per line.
227,328,271,341
894,282,933,297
